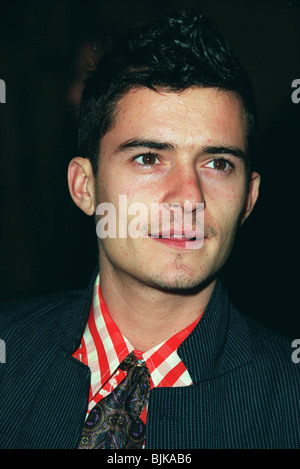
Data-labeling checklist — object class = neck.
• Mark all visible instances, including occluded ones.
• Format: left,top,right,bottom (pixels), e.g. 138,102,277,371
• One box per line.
98,262,216,352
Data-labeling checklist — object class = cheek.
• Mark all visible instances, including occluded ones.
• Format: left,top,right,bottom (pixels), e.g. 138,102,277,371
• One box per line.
208,186,246,232
95,172,131,204
209,175,246,206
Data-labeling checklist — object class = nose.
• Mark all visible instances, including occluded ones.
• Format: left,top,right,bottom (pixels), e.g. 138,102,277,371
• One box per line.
163,163,205,212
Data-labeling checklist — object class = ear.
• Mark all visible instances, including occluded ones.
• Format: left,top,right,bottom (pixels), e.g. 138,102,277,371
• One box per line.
67,157,95,215
239,171,261,226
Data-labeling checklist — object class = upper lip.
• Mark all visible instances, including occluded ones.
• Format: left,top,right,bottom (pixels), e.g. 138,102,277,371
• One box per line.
149,228,203,240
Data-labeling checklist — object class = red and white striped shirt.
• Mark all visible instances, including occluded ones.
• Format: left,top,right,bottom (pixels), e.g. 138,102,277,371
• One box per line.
72,274,202,426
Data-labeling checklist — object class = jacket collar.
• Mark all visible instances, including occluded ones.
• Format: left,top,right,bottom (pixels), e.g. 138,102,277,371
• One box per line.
59,265,99,355
178,278,252,384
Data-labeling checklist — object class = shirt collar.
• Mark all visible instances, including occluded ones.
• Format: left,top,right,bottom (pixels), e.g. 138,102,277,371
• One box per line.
74,273,202,400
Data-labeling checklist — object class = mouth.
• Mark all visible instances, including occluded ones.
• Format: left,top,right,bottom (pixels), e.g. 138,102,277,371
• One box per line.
148,230,205,249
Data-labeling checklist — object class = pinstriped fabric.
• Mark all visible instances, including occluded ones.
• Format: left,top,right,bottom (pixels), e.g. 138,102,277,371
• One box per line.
0,272,95,449
144,283,300,449
0,274,300,449
146,354,300,449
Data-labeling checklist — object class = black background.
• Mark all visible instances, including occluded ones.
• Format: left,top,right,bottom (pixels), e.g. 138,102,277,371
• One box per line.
0,0,299,338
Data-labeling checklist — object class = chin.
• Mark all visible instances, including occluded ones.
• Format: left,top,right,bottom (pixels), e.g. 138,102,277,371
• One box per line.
146,270,216,296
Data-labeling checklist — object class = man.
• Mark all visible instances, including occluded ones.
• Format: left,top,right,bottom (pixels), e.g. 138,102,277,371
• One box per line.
0,10,299,449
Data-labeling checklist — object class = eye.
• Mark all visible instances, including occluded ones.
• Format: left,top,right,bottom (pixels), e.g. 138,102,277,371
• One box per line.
133,153,160,166
206,158,233,172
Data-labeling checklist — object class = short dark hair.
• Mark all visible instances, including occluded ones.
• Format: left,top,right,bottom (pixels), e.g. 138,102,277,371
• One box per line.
78,9,257,180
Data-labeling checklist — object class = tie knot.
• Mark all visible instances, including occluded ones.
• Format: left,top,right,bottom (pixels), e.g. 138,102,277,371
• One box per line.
119,351,146,372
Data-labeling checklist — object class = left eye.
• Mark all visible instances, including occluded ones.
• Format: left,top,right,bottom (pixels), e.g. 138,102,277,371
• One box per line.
206,159,232,171
134,153,159,165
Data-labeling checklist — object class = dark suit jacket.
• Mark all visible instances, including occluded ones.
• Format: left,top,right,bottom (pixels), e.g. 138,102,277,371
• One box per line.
0,271,299,449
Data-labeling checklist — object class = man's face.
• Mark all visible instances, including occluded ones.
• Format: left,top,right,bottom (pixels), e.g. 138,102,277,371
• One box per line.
93,86,259,292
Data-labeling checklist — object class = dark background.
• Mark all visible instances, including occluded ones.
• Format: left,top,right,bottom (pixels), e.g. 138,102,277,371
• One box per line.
0,0,299,338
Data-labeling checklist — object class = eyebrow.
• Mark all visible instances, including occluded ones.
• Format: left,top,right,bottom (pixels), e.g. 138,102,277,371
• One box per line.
114,139,175,153
202,145,247,161
114,139,247,161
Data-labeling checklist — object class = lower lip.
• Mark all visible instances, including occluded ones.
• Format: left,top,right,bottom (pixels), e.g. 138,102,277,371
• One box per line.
150,236,205,249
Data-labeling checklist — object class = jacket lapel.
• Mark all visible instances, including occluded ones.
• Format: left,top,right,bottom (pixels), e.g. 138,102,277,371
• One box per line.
178,279,252,384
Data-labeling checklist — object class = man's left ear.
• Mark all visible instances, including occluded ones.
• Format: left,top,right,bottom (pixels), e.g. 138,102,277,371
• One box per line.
239,171,261,226
67,157,96,216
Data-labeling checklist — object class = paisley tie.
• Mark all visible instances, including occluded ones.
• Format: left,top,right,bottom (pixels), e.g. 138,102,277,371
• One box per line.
77,352,151,449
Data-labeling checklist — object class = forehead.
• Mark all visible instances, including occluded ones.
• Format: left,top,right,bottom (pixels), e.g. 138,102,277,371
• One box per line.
102,86,248,153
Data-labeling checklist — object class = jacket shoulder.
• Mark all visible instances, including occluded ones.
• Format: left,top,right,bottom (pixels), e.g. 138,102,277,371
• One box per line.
243,313,293,347
0,289,85,340
240,312,300,378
